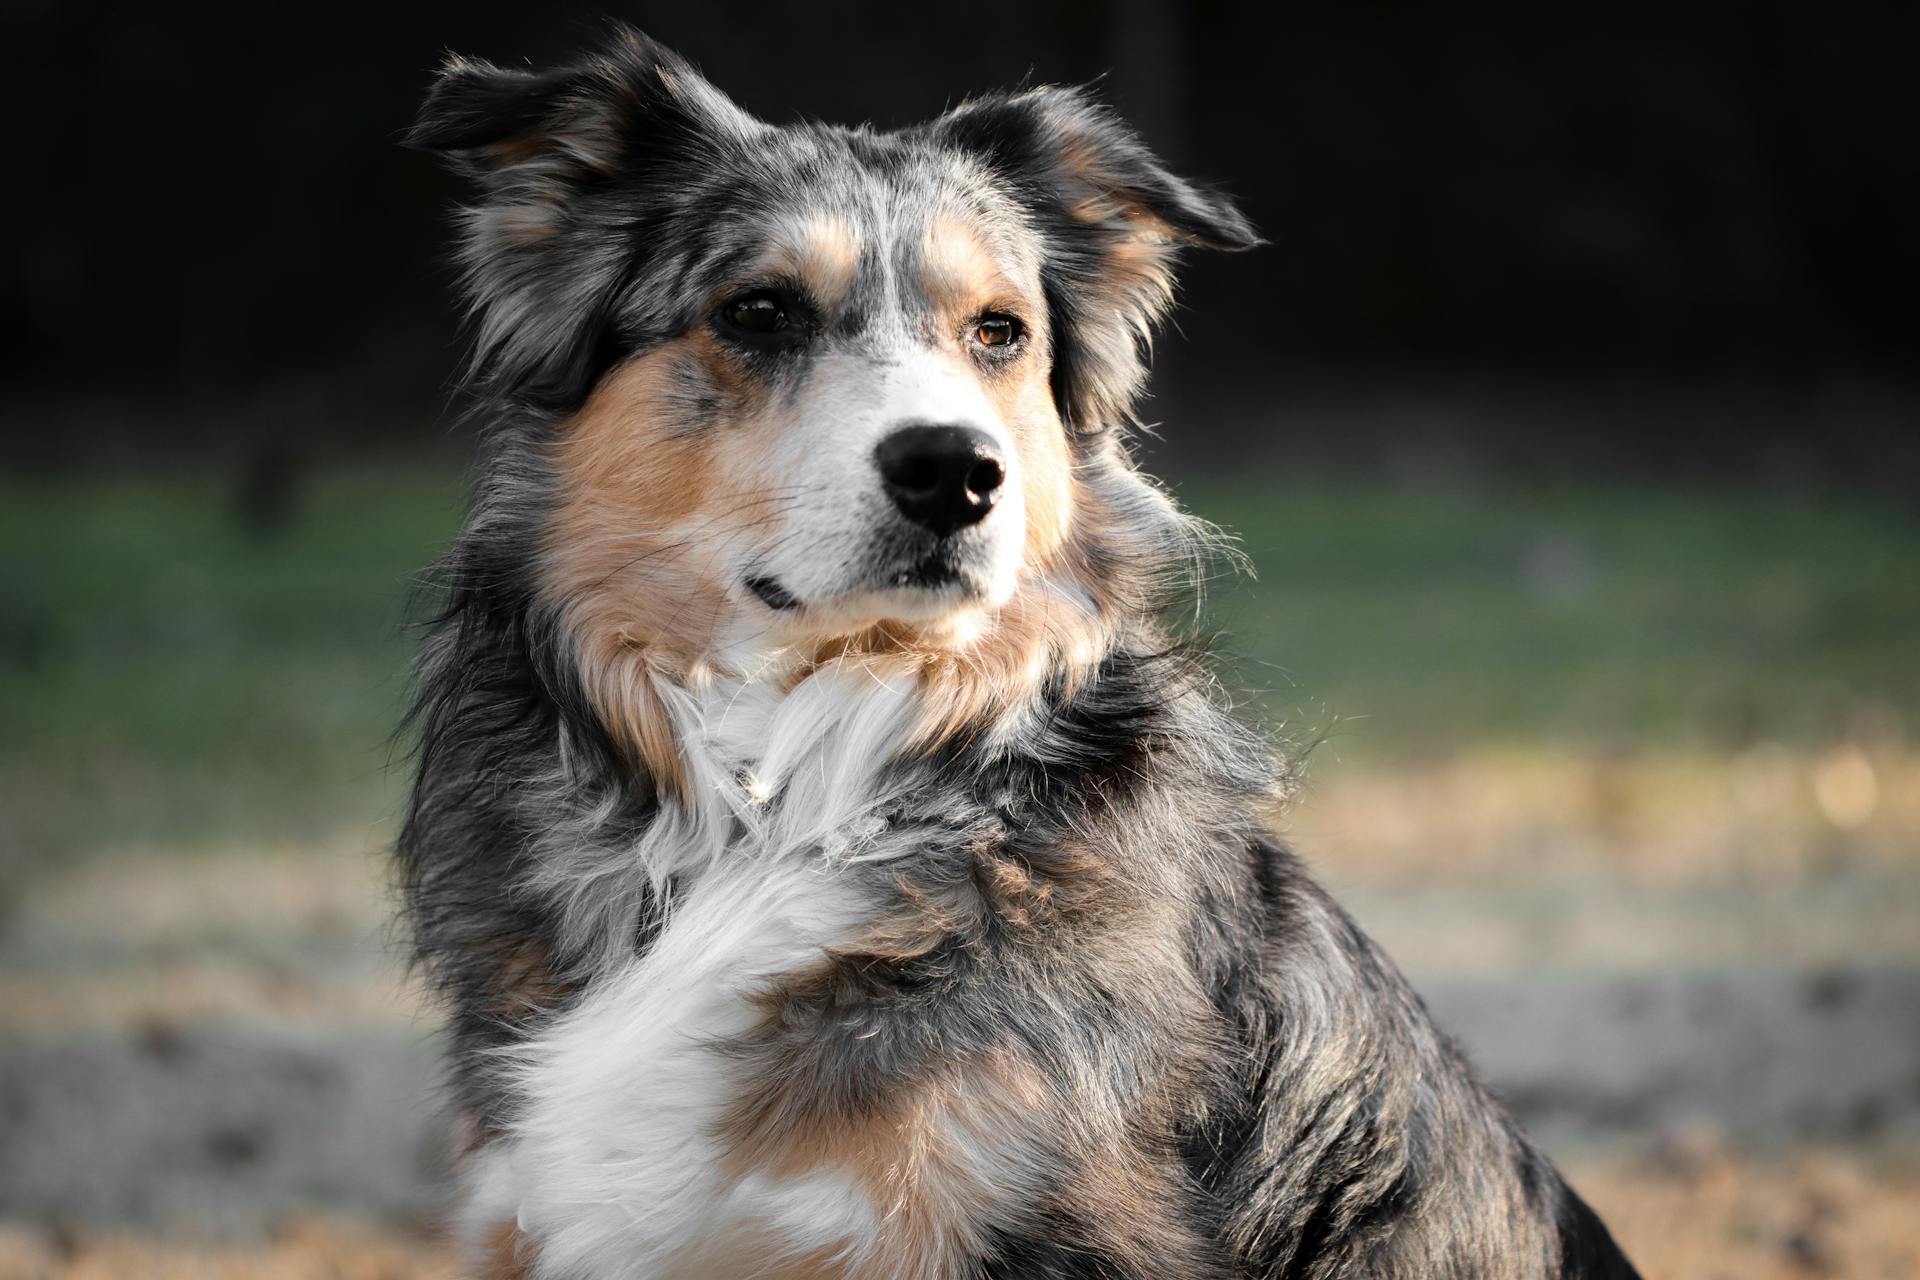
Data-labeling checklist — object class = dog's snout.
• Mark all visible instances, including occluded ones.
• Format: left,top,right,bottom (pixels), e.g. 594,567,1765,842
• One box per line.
873,424,1006,538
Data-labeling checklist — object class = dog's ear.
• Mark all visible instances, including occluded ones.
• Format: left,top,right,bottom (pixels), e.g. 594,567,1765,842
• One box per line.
405,60,583,161
932,86,1259,435
406,27,758,406
407,28,757,179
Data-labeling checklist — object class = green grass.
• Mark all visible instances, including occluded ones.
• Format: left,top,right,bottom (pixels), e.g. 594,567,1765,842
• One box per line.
2,466,1913,868
0,467,465,870
1188,480,1919,759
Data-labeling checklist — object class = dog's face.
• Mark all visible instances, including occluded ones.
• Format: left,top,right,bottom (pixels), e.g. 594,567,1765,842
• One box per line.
544,153,1069,652
411,30,1253,776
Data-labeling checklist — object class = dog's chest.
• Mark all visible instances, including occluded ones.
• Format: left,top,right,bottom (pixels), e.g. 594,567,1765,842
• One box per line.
468,847,882,1276
465,671,912,1276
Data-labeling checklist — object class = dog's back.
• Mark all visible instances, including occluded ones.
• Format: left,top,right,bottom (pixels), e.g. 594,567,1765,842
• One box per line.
400,27,1639,1278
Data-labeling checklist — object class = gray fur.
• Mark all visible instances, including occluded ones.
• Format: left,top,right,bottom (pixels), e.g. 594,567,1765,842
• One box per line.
400,26,1639,1277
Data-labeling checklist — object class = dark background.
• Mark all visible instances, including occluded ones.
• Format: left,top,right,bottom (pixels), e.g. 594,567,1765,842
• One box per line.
5,1,1916,484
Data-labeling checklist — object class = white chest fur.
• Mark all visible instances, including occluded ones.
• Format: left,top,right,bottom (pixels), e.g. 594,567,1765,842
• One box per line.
463,663,915,1278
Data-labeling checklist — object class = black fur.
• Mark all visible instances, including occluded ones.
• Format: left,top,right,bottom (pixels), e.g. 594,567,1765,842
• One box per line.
399,26,1640,1277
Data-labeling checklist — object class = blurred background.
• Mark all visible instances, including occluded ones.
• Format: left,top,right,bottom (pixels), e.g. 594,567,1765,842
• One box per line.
2,3,1916,1277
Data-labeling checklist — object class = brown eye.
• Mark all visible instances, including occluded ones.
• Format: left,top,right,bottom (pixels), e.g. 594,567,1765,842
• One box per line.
973,315,1020,349
722,291,788,334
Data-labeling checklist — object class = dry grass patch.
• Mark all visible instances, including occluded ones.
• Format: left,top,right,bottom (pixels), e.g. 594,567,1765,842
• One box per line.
1576,1145,1920,1280
1285,743,1918,886
0,1149,1913,1279
0,1216,456,1280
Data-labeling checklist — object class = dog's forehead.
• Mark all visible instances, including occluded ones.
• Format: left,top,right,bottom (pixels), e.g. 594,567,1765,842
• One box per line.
694,128,1044,306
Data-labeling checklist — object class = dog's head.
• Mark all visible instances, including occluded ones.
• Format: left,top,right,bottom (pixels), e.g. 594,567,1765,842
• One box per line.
411,28,1254,781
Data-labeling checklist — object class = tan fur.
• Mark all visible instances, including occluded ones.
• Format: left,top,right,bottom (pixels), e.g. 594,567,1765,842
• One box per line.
1054,131,1186,244
482,938,574,1020
544,207,1107,792
541,339,777,794
918,216,1025,325
769,214,863,311
906,584,1105,751
875,214,1092,743
1101,229,1179,307
477,1221,536,1280
719,1049,1054,1279
869,463,1127,755
918,218,1077,570
713,837,1220,1277
1048,133,1189,366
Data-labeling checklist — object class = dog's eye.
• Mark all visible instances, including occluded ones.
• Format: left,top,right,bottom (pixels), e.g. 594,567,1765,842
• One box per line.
972,315,1021,349
722,291,789,334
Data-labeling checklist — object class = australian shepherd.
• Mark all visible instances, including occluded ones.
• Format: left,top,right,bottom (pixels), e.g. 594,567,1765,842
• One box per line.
399,26,1639,1279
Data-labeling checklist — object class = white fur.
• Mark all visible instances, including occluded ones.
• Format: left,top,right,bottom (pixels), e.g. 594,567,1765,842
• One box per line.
750,344,1027,619
465,659,918,1278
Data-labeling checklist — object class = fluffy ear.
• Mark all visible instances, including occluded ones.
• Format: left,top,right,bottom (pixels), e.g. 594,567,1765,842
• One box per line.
406,27,758,407
932,86,1259,434
405,59,585,160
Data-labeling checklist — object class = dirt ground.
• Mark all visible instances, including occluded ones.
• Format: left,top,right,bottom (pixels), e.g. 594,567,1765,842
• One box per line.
3,749,1916,1278
0,1149,1914,1279
1576,1148,1920,1280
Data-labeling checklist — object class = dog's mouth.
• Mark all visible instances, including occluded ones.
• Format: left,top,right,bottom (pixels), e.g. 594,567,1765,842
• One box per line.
745,575,800,611
744,550,980,618
883,551,968,592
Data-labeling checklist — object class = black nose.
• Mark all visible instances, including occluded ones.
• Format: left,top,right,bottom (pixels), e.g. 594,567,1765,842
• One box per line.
873,424,1006,538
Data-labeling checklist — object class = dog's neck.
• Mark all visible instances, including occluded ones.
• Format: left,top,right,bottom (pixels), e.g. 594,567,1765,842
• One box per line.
672,653,918,850
536,649,923,970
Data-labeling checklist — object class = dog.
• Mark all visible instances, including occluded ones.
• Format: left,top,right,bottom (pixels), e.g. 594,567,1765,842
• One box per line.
399,26,1640,1279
